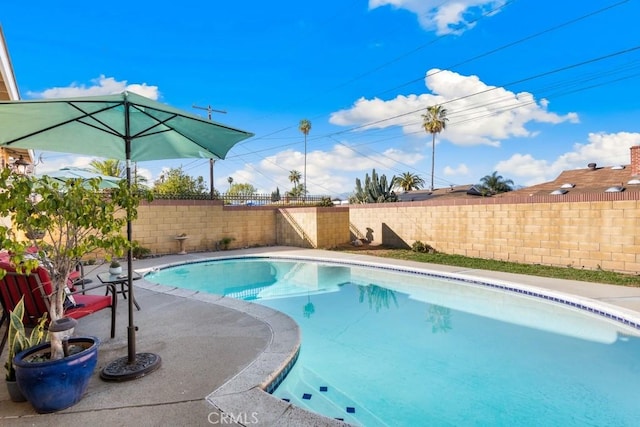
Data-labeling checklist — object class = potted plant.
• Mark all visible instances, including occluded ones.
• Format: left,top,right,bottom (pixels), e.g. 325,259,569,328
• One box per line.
4,297,48,402
13,335,100,413
109,259,122,275
0,169,146,412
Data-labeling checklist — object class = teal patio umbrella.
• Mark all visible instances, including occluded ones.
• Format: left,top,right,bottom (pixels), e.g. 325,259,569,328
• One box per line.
39,166,122,189
0,91,254,380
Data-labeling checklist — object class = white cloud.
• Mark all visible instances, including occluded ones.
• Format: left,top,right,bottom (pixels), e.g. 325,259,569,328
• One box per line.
496,132,640,186
27,76,160,100
494,153,551,186
230,142,420,195
330,68,578,148
443,163,470,176
36,155,95,174
369,0,507,35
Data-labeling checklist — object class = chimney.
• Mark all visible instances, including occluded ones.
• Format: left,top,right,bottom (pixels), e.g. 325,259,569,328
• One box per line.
631,145,640,176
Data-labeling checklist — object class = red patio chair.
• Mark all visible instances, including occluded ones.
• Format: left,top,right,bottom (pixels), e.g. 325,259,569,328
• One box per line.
0,260,117,354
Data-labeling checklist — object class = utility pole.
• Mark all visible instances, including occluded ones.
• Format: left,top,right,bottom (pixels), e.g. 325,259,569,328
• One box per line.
193,104,227,199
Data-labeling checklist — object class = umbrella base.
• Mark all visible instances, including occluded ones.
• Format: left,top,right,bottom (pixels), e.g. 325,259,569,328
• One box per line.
100,352,161,382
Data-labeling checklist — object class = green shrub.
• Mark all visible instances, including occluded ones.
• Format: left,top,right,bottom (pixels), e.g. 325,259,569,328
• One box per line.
132,241,152,259
218,237,235,250
316,197,334,207
412,241,436,253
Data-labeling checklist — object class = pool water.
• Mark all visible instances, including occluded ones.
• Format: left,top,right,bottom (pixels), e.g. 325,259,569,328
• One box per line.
145,258,640,426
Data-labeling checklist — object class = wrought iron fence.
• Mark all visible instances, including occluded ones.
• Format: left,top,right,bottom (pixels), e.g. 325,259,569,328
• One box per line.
151,192,332,206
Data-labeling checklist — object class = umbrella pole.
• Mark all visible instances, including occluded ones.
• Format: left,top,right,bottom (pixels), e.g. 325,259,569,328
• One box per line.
126,189,136,363
101,97,161,381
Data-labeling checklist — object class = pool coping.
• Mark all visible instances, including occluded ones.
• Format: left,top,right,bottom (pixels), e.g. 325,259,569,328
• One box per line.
135,249,640,426
135,259,349,426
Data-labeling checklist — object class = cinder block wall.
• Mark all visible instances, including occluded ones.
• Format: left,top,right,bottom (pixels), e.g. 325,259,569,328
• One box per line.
276,206,350,248
132,201,349,254
316,207,350,248
129,193,640,273
349,193,640,273
134,200,277,254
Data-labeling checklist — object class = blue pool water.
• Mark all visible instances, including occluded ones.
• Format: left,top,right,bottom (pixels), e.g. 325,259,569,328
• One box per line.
145,258,640,426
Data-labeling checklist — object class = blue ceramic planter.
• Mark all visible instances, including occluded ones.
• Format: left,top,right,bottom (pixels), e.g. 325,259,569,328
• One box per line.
14,336,100,413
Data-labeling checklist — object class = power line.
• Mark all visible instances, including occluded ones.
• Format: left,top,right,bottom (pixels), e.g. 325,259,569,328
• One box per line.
218,2,638,193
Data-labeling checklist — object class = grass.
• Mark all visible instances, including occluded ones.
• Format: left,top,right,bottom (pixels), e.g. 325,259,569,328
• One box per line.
333,246,640,287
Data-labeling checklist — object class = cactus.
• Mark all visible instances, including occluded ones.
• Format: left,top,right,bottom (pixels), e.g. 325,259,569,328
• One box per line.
350,169,398,203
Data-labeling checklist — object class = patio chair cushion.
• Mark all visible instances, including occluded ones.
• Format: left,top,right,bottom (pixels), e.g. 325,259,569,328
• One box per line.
0,260,117,351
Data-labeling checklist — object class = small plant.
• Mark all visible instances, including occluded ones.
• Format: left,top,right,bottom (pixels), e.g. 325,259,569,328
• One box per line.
316,197,334,207
218,237,235,250
412,241,437,254
109,260,121,268
5,297,48,381
132,241,152,259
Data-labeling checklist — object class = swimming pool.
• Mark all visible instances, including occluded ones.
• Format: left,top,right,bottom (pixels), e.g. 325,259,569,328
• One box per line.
145,257,640,426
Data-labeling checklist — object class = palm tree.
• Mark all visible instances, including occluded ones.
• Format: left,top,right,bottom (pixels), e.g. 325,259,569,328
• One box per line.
422,105,448,191
288,170,303,200
89,159,148,187
289,169,301,188
478,171,514,195
227,176,233,192
299,119,311,198
393,172,425,192
89,159,124,178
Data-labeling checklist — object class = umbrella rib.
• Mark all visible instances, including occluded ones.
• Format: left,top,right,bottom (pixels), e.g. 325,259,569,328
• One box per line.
128,109,179,140
69,102,126,138
1,102,119,145
126,109,219,157
4,101,128,146
77,119,123,139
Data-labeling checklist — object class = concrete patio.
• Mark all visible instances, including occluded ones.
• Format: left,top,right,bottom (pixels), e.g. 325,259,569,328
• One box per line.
2,247,640,426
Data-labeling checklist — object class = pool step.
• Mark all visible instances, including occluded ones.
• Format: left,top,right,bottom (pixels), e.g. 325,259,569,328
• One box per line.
274,366,385,426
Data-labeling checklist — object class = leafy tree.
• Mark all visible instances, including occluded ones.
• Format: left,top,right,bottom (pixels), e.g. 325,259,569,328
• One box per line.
0,169,145,360
393,172,425,192
422,105,448,191
478,171,514,195
227,182,257,197
153,166,207,196
350,169,398,203
271,187,281,202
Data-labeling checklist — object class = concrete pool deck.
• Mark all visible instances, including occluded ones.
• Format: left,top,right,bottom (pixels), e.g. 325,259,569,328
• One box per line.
2,246,640,426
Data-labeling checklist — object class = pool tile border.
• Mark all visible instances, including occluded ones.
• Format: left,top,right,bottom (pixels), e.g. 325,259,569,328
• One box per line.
256,254,640,333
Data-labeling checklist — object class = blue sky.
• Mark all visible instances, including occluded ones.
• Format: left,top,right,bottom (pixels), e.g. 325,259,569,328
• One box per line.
2,0,640,197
